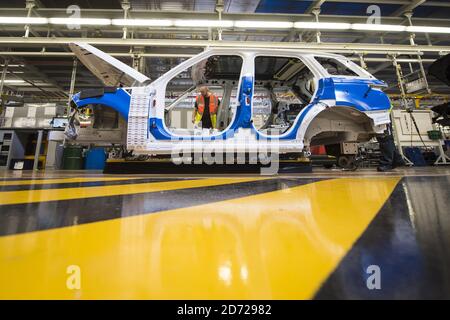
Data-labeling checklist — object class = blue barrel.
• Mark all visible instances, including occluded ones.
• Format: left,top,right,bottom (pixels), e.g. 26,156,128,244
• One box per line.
85,148,106,170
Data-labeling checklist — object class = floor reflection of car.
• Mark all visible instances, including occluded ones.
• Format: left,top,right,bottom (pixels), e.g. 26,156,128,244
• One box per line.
70,43,392,158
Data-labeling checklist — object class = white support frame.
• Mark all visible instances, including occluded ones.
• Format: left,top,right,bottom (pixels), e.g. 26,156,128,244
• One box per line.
391,109,450,165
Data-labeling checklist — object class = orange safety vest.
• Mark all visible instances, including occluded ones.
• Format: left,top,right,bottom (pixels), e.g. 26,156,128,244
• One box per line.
195,94,218,127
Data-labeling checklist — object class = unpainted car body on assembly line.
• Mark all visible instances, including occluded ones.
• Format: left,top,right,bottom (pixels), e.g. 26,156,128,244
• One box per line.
70,42,391,156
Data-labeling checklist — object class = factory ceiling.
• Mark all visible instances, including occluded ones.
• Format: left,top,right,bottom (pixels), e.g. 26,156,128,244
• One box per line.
0,0,450,102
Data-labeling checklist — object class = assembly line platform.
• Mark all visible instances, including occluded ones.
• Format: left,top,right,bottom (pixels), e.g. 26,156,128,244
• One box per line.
103,158,314,174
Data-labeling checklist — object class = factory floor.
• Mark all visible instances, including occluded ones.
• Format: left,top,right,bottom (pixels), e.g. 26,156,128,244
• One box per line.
0,167,449,299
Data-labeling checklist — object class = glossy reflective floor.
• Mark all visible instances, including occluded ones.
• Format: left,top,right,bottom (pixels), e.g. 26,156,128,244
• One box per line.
0,167,449,299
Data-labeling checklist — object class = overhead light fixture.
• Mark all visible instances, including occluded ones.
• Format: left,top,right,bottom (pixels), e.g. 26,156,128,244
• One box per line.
234,20,293,29
3,79,25,84
174,20,233,28
49,18,111,25
406,26,450,34
112,19,173,27
0,17,48,24
352,23,406,32
294,22,351,30
0,64,25,67
1,16,449,36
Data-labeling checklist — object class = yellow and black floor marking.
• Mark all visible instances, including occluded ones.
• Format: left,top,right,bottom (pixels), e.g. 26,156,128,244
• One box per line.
316,175,450,299
0,177,192,192
0,177,263,206
0,176,139,185
0,177,316,236
0,175,449,299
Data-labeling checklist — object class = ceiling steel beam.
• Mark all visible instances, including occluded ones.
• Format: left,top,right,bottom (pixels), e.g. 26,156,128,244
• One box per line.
0,37,448,54
0,51,197,58
0,9,450,23
0,51,439,63
0,1,448,14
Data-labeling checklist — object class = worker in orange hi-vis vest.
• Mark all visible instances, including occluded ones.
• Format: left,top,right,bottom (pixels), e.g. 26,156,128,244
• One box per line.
192,86,220,129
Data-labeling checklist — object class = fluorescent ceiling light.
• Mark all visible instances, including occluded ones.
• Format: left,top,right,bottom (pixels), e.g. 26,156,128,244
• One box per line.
234,20,293,29
0,64,25,67
49,18,111,25
112,19,173,27
406,26,450,34
1,15,448,35
3,79,25,84
0,17,48,24
174,19,233,28
352,23,406,32
294,22,351,30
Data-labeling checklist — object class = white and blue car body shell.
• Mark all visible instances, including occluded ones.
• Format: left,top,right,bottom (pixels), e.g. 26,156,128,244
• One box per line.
70,43,391,155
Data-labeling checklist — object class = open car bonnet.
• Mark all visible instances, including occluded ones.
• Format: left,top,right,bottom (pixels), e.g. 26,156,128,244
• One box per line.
428,54,450,87
69,42,150,87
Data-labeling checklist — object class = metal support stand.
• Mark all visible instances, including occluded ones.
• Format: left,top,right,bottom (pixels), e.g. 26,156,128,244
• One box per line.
24,0,36,38
121,0,130,39
434,142,450,165
359,54,368,70
312,9,321,43
0,59,7,94
391,56,414,165
405,12,432,95
216,1,224,41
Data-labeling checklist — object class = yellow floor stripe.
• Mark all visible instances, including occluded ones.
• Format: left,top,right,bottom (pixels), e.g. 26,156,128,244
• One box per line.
0,177,263,205
0,177,141,187
0,177,399,299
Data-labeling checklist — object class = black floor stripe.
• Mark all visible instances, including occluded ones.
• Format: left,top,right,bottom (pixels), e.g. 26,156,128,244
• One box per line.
0,176,112,181
314,176,450,299
0,178,323,237
0,177,190,192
